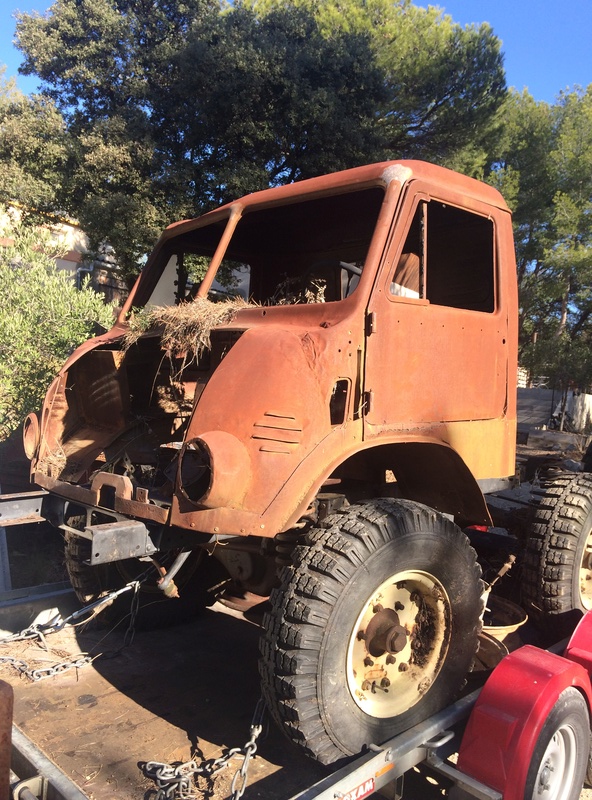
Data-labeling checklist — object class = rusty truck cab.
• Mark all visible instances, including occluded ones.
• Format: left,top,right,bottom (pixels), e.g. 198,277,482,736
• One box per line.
26,161,517,552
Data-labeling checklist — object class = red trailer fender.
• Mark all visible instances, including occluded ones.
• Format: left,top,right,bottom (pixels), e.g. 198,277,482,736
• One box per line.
456,644,592,800
564,610,592,676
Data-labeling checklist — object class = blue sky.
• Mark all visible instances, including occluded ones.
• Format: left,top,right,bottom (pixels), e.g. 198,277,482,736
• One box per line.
440,0,592,102
0,0,591,103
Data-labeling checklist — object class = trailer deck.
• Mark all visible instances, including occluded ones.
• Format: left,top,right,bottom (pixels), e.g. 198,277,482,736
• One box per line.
3,591,592,799
2,600,327,800
0,590,498,800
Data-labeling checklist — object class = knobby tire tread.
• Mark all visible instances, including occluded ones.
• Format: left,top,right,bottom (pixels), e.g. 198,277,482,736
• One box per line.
259,498,482,763
64,530,110,603
522,473,592,616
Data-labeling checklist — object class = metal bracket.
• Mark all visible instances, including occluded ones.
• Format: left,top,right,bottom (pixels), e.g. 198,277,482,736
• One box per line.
13,773,49,799
85,520,158,565
0,491,48,527
425,751,502,800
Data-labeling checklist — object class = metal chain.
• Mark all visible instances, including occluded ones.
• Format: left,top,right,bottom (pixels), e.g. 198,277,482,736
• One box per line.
229,705,264,800
0,654,93,682
142,698,266,800
0,580,141,681
0,580,141,644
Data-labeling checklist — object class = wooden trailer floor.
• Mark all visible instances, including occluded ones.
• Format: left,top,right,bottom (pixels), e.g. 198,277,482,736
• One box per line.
3,598,592,800
2,601,328,799
2,600,460,800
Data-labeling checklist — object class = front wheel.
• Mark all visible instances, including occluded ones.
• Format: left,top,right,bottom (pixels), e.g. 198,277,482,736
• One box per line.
525,688,589,800
259,499,483,764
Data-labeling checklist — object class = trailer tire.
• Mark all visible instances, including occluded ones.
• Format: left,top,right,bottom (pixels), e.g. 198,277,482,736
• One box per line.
259,498,483,764
522,474,592,632
524,688,589,800
64,530,223,628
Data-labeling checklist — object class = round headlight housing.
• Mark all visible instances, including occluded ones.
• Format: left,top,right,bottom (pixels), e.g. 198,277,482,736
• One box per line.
23,413,40,460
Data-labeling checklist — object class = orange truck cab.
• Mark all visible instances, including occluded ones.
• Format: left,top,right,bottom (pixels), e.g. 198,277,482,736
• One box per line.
20,161,521,763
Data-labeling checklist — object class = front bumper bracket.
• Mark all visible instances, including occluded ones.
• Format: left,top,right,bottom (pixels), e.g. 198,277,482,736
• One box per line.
85,520,158,565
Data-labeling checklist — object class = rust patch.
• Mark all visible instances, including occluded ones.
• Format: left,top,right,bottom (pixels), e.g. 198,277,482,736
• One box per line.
410,595,437,669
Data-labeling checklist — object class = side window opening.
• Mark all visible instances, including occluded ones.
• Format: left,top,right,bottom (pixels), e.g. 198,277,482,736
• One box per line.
390,201,495,313
426,202,495,313
390,206,423,299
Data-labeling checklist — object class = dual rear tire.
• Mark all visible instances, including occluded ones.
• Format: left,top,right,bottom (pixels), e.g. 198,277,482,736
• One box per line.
522,473,592,634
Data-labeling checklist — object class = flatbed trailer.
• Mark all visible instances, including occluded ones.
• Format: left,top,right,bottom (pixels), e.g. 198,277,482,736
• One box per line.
2,569,592,800
287,629,592,800
9,724,89,800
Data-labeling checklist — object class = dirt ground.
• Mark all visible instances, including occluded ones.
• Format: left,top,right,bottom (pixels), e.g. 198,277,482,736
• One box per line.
1,600,458,800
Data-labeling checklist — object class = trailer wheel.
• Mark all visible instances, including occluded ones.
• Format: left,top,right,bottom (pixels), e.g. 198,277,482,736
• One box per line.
524,688,589,800
259,499,483,764
523,474,592,630
64,530,224,628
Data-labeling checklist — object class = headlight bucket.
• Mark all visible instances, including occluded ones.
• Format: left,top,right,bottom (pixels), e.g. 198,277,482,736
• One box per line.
178,431,250,509
23,413,40,460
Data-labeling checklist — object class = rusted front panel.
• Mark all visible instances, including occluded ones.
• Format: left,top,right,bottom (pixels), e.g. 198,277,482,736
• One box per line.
170,309,366,535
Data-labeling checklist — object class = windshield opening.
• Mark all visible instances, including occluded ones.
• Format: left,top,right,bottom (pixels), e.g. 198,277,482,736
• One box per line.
144,186,385,308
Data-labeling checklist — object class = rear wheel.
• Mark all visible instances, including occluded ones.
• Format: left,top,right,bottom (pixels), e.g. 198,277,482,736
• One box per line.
522,474,592,633
259,498,483,764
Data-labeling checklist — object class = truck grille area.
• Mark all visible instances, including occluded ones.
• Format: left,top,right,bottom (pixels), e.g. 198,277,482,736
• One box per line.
36,329,244,506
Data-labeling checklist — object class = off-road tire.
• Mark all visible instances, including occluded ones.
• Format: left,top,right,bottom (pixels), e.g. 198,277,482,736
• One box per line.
259,498,483,764
64,531,223,628
524,688,589,800
65,531,112,603
522,474,592,633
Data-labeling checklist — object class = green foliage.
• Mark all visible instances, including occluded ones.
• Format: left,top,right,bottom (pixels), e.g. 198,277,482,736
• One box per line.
14,0,507,278
245,0,507,165
0,212,115,439
0,69,69,214
486,87,592,389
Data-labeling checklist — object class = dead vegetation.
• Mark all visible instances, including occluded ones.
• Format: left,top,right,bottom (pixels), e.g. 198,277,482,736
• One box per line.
123,297,252,358
272,275,327,305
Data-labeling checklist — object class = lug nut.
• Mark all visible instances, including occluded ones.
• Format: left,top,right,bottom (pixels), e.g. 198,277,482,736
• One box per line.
395,601,405,611
361,680,372,691
372,603,383,613
398,663,408,672
364,657,374,667
381,678,391,688
357,630,366,641
386,654,396,665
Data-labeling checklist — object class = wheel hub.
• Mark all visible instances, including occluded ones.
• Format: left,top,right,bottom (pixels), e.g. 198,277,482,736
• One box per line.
533,727,577,800
346,570,451,719
364,607,408,656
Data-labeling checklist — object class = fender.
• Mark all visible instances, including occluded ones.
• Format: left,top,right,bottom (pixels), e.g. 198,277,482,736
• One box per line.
456,645,592,800
564,609,592,677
